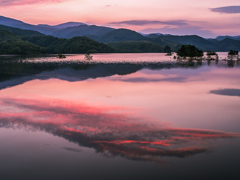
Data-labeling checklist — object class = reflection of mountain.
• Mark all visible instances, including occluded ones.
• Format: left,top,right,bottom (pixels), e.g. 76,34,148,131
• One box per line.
0,58,239,90
210,89,240,97
0,98,238,163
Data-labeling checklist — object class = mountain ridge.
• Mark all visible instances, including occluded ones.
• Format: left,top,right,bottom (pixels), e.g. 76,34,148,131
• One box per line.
1,15,240,53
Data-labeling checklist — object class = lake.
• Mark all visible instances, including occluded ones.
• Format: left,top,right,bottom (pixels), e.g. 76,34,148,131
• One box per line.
0,53,240,180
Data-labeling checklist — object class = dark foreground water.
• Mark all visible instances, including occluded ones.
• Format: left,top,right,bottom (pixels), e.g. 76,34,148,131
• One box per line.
0,53,240,180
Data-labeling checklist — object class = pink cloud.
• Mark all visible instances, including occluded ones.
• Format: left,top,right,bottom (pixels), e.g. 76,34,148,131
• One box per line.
0,0,67,6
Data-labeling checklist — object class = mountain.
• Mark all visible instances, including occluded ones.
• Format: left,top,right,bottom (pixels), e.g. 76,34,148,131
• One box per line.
2,15,240,53
0,25,115,54
0,28,47,54
97,29,147,43
0,24,43,36
217,38,240,51
146,33,163,38
216,35,240,41
0,15,115,38
0,15,58,35
52,25,114,39
0,15,116,38
206,38,219,44
153,35,221,52
0,15,32,29
147,36,181,52
37,22,86,29
108,41,163,53
21,35,115,54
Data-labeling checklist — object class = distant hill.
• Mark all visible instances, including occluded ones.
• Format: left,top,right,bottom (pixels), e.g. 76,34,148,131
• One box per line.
153,35,221,52
147,36,181,52
0,15,114,38
146,33,163,38
0,25,115,54
0,15,57,35
0,16,88,35
52,25,114,39
216,35,240,41
0,15,32,29
108,41,164,53
21,35,115,54
206,38,219,44
0,24,43,36
2,15,240,53
0,28,47,54
37,22,86,29
217,38,240,51
97,29,147,43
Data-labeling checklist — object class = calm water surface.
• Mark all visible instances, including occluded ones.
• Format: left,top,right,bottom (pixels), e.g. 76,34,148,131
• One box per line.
0,53,240,180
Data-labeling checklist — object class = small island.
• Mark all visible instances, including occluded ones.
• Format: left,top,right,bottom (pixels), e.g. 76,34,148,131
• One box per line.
57,54,66,58
177,45,203,59
206,51,219,60
227,50,239,60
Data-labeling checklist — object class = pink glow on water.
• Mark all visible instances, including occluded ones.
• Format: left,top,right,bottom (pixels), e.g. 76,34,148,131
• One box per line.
0,54,240,163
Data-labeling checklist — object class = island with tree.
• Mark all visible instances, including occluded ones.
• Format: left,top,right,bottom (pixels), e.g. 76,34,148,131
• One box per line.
228,50,239,60
177,45,203,59
206,51,219,60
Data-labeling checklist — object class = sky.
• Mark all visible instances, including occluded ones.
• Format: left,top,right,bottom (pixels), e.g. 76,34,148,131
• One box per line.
0,0,240,38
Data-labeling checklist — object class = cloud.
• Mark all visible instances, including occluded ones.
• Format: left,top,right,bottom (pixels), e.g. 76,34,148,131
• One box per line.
0,0,66,6
211,6,240,14
109,19,215,38
140,26,216,38
0,97,239,163
109,20,188,26
210,89,240,97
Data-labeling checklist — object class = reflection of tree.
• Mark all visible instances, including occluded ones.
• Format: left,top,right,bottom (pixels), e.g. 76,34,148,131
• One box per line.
228,50,239,60
207,59,211,66
227,60,235,68
196,60,202,66
0,56,239,90
206,51,218,60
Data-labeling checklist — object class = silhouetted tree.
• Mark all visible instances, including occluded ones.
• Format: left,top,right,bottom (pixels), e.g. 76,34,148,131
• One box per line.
177,45,203,59
163,45,171,53
84,53,93,60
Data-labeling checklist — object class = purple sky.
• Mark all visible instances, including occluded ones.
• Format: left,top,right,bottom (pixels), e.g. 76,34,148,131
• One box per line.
0,0,240,38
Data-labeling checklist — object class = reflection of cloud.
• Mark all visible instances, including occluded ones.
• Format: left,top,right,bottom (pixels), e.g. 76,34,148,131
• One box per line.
0,0,67,6
211,6,240,14
210,89,240,97
63,147,82,153
0,98,239,163
109,20,187,26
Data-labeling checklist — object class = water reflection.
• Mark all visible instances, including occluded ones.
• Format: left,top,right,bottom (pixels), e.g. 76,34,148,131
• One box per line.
210,89,240,97
0,57,239,90
0,97,238,164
